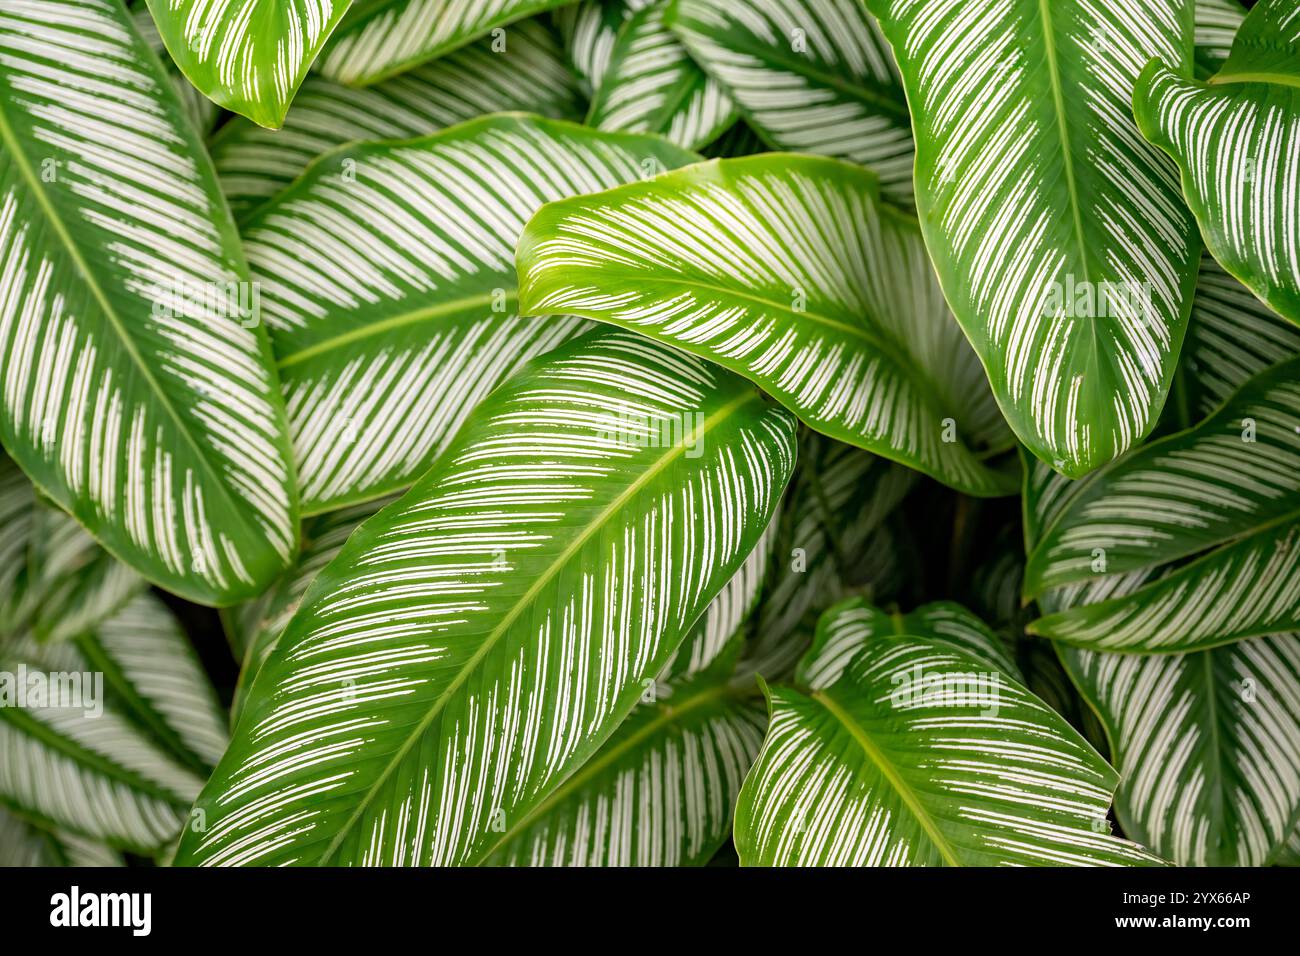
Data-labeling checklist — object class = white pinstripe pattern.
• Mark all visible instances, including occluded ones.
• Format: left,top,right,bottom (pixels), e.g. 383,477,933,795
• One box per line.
0,807,125,865
1192,0,1244,78
735,637,1162,865
671,0,916,203
175,332,797,866
516,154,1015,495
0,0,296,604
247,115,697,514
318,0,571,85
554,0,655,92
1063,637,1300,866
587,1,736,149
144,0,348,128
798,598,1019,690
1137,60,1300,326
210,20,580,220
868,0,1198,476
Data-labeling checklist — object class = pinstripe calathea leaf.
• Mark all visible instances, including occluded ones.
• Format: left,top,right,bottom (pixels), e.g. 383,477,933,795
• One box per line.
144,0,352,129
1027,357,1300,652
486,516,776,866
516,154,1018,496
318,0,574,85
797,597,1020,691
173,330,797,866
0,0,298,605
863,0,1200,478
1136,0,1300,327
130,2,221,134
0,807,124,866
209,18,582,221
553,0,654,94
1023,458,1300,866
247,114,698,514
668,0,915,204
0,593,226,854
733,629,1164,866
586,1,737,150
1193,0,1246,80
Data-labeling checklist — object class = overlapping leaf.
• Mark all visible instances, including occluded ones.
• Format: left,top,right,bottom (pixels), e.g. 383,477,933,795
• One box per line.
669,0,915,203
1028,357,1300,651
865,0,1200,477
587,1,736,149
554,0,654,93
209,20,582,221
516,154,1016,496
0,0,298,605
318,0,572,85
248,114,698,514
734,635,1163,866
1136,0,1300,326
1193,0,1246,79
0,808,123,867
174,331,797,866
797,597,1019,691
145,0,351,128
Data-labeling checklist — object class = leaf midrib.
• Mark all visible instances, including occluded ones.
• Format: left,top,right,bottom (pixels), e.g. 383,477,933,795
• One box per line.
0,93,265,550
316,387,765,864
275,290,510,368
811,687,963,866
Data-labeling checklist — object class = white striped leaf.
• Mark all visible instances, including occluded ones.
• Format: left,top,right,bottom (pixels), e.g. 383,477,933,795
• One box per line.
1027,357,1300,651
553,0,654,93
1025,431,1300,867
224,497,392,724
586,1,736,150
209,19,582,221
0,0,299,605
318,0,573,85
1059,637,1300,866
0,808,124,867
1135,0,1300,327
0,453,35,632
0,632,207,853
144,0,352,129
797,597,1019,691
487,668,767,866
668,0,915,204
248,115,699,514
864,0,1200,478
131,2,221,134
1179,254,1300,422
71,592,229,773
1193,0,1246,79
734,636,1164,865
173,331,797,866
516,154,1017,496
16,502,145,643
739,433,914,682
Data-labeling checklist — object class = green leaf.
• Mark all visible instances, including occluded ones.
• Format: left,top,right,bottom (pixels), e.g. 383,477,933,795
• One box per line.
733,634,1164,865
0,627,208,853
0,808,124,867
318,0,572,85
1027,357,1300,651
586,1,737,149
797,598,1020,691
248,114,699,514
1135,0,1300,327
174,330,797,866
516,154,1017,496
668,0,915,204
0,454,36,632
1060,637,1300,866
1193,0,1246,80
145,0,352,129
1179,254,1300,424
554,0,653,93
209,19,583,221
865,0,1200,478
0,0,299,605
487,669,767,866
132,3,221,133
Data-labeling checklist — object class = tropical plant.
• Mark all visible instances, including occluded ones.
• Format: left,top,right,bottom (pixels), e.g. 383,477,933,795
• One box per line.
0,0,1296,871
